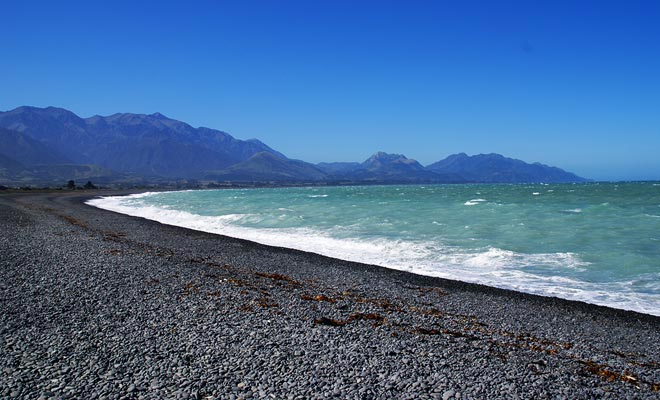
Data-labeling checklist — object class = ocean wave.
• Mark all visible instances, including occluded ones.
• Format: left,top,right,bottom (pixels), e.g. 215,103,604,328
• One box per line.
464,198,487,206
86,193,660,316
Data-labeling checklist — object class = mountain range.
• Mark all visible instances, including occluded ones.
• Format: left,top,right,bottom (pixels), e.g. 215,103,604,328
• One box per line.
0,106,588,185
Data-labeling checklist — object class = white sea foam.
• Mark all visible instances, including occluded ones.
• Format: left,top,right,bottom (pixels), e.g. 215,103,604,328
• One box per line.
464,198,486,206
563,208,582,213
87,193,660,316
532,192,540,196
308,194,328,198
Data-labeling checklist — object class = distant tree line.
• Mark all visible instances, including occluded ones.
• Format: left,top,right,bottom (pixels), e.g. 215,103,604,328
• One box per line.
66,180,97,190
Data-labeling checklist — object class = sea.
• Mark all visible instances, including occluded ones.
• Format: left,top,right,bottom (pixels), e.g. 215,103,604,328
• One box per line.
87,182,660,316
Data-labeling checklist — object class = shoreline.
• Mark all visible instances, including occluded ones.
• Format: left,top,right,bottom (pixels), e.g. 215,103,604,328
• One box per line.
84,190,646,320
87,187,660,319
2,191,659,398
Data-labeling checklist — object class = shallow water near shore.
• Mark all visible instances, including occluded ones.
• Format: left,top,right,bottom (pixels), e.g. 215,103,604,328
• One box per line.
88,182,660,316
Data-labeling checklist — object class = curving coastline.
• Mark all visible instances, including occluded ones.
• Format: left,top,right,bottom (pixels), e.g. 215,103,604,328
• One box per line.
85,185,660,317
1,191,659,399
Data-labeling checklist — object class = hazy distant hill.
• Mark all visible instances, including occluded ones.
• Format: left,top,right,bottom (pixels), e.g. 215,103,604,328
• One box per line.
206,152,327,182
319,152,465,183
0,152,25,175
0,105,589,185
16,164,130,184
427,153,588,183
0,127,71,166
316,161,362,174
0,127,88,183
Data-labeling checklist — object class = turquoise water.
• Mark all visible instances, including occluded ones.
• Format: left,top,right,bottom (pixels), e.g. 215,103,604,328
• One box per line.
88,182,660,316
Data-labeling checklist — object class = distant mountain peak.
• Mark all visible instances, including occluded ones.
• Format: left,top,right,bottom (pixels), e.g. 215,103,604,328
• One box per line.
104,112,168,123
150,112,168,119
427,153,588,183
11,105,77,119
363,151,413,166
370,151,405,159
34,106,79,118
44,106,72,112
12,105,44,113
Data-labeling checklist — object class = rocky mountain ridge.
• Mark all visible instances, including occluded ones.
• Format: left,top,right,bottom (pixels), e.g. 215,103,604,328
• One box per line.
0,106,589,185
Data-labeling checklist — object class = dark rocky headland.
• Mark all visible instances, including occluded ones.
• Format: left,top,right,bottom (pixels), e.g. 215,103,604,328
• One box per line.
1,191,659,399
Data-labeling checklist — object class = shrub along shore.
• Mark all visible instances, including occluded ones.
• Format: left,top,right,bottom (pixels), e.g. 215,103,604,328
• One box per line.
1,191,659,399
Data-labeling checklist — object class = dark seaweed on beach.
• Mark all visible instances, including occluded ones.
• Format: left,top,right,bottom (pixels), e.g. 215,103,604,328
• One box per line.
255,272,301,285
578,360,645,388
313,317,346,327
413,327,442,335
347,312,386,323
300,294,336,303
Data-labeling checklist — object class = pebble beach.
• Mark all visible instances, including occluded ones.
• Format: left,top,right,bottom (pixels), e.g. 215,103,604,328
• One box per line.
1,191,659,399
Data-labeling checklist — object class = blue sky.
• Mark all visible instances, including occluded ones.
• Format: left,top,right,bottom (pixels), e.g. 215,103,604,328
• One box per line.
2,1,659,180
